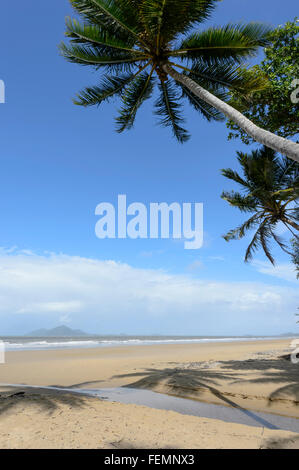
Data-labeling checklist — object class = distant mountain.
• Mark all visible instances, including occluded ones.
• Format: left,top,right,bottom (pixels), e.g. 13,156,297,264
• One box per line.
25,325,88,337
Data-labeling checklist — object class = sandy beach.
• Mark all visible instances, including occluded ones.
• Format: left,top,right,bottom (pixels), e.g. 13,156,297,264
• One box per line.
1,339,299,449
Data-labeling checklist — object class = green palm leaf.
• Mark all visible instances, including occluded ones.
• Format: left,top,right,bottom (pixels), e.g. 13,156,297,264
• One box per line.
174,62,268,96
116,70,155,131
178,83,225,121
270,230,293,255
139,0,218,43
221,167,251,188
222,146,299,265
223,213,261,241
277,158,299,187
70,0,145,45
59,42,144,71
172,62,266,123
243,225,261,263
258,223,275,264
221,191,257,212
65,17,145,54
74,71,139,106
155,80,190,143
174,23,272,64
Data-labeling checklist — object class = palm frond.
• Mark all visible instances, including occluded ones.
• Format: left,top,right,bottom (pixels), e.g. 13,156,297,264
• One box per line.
277,157,299,188
70,0,145,46
270,230,293,256
221,191,257,212
258,223,275,265
116,69,155,132
139,0,219,43
73,70,140,106
223,213,260,241
173,23,272,64
171,62,268,96
154,80,190,143
59,42,143,71
221,167,251,188
244,224,263,263
177,83,225,121
65,17,145,54
222,145,299,266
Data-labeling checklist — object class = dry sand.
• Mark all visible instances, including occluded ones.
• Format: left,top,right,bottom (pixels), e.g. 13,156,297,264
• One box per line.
0,339,299,449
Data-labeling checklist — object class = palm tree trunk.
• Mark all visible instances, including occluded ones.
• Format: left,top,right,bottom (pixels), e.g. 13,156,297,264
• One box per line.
283,217,299,232
163,64,299,163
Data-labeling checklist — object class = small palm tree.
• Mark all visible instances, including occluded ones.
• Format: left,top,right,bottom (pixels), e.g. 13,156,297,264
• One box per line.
60,0,299,162
221,146,299,265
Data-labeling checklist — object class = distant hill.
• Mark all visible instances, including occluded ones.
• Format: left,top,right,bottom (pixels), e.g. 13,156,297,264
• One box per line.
25,325,88,337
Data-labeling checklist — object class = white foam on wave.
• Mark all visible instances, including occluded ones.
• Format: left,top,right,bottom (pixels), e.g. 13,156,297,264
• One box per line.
3,340,101,350
2,336,272,351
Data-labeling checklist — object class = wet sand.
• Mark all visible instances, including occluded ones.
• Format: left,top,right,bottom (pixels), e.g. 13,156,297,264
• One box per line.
1,339,299,448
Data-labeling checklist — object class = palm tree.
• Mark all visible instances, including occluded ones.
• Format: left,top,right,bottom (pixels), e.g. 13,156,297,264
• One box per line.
60,0,299,162
221,146,299,265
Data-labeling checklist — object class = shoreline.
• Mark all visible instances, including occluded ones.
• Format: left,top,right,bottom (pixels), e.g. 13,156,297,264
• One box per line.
1,338,298,416
1,339,299,448
2,335,297,352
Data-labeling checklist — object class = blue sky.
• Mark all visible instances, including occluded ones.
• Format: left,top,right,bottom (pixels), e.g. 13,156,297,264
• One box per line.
0,0,298,335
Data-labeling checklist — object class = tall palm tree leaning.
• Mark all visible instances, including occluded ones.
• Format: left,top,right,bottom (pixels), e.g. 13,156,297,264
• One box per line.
221,146,299,265
59,0,299,163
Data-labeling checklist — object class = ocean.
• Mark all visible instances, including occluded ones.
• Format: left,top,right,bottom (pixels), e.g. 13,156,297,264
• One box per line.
0,335,295,351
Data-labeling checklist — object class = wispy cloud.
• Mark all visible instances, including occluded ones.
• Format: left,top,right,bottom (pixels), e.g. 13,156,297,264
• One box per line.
252,260,298,283
186,260,204,271
17,301,83,314
0,249,297,335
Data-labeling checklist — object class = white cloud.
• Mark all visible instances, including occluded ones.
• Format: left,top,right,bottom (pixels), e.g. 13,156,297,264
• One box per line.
186,260,204,271
17,301,83,314
208,256,225,261
0,250,297,334
252,260,298,283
